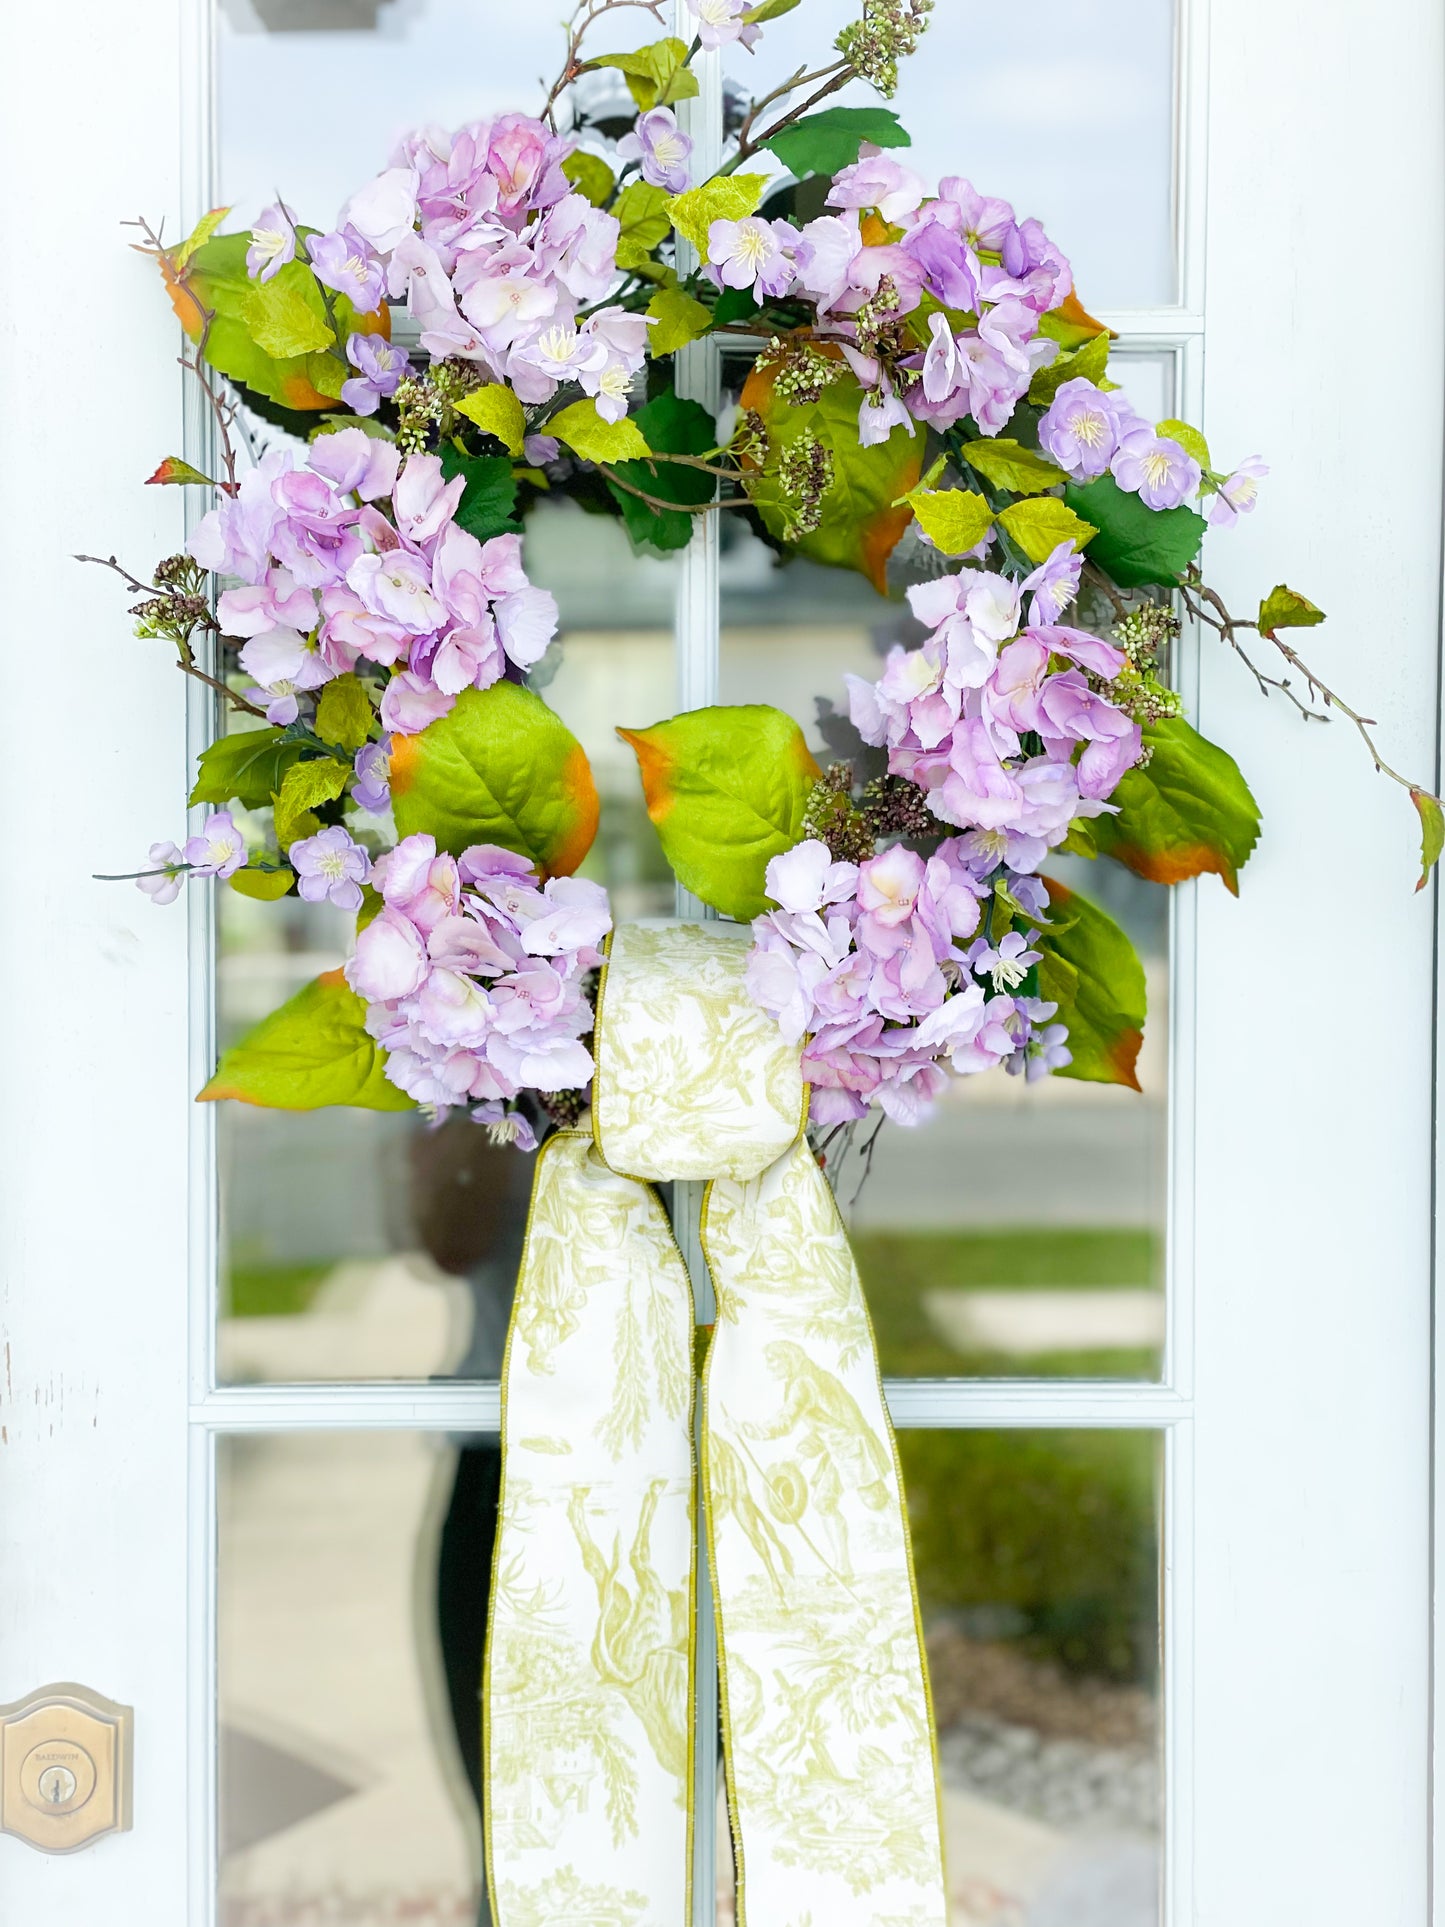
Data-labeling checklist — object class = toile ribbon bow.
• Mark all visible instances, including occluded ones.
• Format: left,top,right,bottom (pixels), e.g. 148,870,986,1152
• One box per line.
484,920,947,1926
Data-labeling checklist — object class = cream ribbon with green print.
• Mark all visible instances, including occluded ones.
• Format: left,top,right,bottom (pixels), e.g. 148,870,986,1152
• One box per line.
485,920,947,1927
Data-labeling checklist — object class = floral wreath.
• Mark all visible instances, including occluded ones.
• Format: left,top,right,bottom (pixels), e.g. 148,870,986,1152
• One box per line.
94,0,1440,1153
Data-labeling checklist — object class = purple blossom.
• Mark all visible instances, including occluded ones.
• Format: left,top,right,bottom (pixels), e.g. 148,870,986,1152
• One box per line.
290,826,372,912
341,167,420,253
827,150,927,225
344,833,610,1117
136,840,185,905
473,1102,538,1151
308,227,385,311
706,217,798,301
966,928,1041,992
353,737,392,814
687,0,760,50
1038,378,1136,480
1021,541,1083,626
247,202,298,282
1110,429,1202,511
1206,456,1268,529
341,333,413,416
616,108,693,193
183,811,247,881
239,627,333,726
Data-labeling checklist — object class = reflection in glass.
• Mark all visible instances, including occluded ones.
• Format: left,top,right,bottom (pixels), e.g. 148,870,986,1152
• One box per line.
724,0,1177,310
216,489,673,1382
220,1427,1159,1927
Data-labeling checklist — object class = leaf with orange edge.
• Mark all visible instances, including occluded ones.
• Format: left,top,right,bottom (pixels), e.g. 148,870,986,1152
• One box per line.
391,681,598,876
1039,288,1118,353
1036,879,1147,1091
1087,717,1261,895
619,704,819,920
739,353,921,594
198,968,413,1111
146,456,215,487
160,230,390,413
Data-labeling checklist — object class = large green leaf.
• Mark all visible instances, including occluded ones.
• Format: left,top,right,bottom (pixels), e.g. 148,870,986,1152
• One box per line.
315,674,376,752
997,496,1096,563
547,399,651,463
456,383,526,456
960,438,1067,496
1028,330,1112,405
666,175,770,254
619,704,820,919
909,487,994,557
190,727,306,810
606,390,716,554
762,106,910,178
1036,880,1147,1090
613,182,673,269
1087,716,1261,894
274,755,350,848
646,287,714,356
438,446,519,541
162,231,387,414
1065,473,1206,588
589,36,698,110
740,359,921,593
391,682,599,875
198,969,414,1111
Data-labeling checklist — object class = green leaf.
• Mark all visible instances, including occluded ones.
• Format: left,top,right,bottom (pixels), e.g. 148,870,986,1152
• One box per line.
1088,717,1262,895
1413,789,1444,892
1036,880,1147,1090
438,446,519,541
646,286,714,356
740,359,922,593
961,438,1068,496
315,673,375,753
590,37,698,110
1037,290,1114,353
613,181,673,269
606,390,716,555
229,867,295,901
619,705,821,920
146,455,215,487
164,232,388,413
997,496,1097,563
199,969,414,1111
548,399,651,463
1064,473,1206,588
274,756,350,847
561,149,616,207
456,382,526,456
311,412,395,443
174,205,231,271
743,0,802,18
762,106,911,178
391,681,599,875
666,174,770,255
1257,584,1326,636
190,727,306,810
1028,330,1112,405
909,487,994,556
1156,418,1211,470
242,272,334,358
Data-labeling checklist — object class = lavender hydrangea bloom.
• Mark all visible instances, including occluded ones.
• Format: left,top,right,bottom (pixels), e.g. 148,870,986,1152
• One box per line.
136,840,185,905
1111,429,1202,510
290,826,372,912
616,108,693,193
183,812,247,881
308,227,385,312
344,832,611,1117
346,333,416,416
353,737,393,814
247,202,298,282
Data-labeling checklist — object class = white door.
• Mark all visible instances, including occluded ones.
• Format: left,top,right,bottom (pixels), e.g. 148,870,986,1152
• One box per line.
3,1,1440,1922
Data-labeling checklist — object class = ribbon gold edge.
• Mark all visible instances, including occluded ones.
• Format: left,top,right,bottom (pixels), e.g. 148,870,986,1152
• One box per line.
480,1125,701,1927
696,1162,950,1926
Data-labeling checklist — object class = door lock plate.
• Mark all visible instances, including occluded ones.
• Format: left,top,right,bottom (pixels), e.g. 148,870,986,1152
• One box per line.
0,1684,133,1853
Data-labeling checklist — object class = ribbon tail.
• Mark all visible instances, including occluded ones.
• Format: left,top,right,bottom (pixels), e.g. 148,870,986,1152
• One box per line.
701,1138,948,1926
484,1132,697,1925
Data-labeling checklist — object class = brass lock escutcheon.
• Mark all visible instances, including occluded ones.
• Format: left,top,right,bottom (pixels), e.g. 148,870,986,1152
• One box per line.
0,1683,133,1853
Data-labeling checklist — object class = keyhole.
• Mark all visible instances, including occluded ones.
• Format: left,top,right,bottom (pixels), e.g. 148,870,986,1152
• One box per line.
38,1765,76,1806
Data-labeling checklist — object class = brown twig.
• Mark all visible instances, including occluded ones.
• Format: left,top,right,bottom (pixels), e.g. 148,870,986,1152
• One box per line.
75,552,152,596
540,0,668,130
730,59,852,165
598,465,750,515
